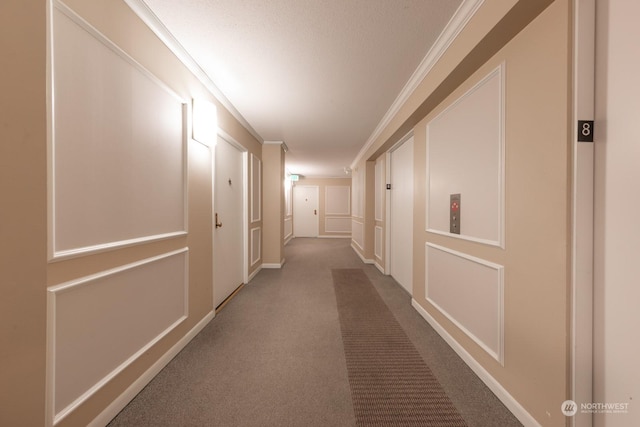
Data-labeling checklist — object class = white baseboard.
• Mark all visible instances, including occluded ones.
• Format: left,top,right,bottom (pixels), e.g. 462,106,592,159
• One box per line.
351,243,374,264
318,235,351,239
284,234,293,245
411,299,541,427
262,259,284,269
374,261,385,274
89,310,215,427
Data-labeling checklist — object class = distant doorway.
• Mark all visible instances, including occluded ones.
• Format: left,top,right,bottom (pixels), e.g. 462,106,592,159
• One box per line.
293,185,319,237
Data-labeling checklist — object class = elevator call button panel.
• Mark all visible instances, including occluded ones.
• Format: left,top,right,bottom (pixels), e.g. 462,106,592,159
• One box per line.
450,194,461,235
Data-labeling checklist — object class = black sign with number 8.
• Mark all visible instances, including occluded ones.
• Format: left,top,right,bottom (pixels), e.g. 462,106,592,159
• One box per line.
578,120,594,142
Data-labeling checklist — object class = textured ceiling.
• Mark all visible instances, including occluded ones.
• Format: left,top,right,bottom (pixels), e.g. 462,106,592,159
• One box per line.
142,0,463,177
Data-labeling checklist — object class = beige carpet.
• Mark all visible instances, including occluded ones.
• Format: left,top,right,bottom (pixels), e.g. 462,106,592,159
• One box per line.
107,238,521,426
333,268,467,427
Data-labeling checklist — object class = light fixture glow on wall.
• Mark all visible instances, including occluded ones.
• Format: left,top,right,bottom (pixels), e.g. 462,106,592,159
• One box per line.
192,98,218,146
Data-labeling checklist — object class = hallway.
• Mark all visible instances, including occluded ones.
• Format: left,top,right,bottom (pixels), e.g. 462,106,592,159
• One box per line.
108,239,520,426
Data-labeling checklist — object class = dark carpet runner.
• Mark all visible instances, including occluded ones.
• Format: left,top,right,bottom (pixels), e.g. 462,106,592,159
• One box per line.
332,268,467,426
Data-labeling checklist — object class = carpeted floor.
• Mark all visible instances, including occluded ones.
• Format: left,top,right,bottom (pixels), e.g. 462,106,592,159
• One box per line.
108,238,521,427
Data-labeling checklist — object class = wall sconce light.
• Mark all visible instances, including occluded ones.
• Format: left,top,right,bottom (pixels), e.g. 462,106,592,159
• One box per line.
192,98,218,146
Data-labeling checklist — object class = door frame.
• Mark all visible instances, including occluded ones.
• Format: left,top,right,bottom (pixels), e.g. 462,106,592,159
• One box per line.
213,129,249,311
293,185,319,237
571,1,595,426
385,131,414,276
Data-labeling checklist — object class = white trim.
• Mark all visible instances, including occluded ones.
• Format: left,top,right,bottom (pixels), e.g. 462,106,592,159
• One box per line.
55,0,183,102
250,154,262,223
318,235,351,239
351,0,484,169
243,150,249,283
325,216,352,234
374,225,383,260
425,230,503,247
262,261,284,269
425,243,504,365
263,140,285,146
350,218,365,251
384,152,391,274
374,262,385,274
250,227,261,266
50,232,188,262
351,243,374,264
425,63,505,249
210,135,217,309
87,310,215,427
374,158,384,222
48,248,189,294
284,217,293,241
48,1,189,261
46,0,55,273
123,0,262,143
47,248,189,425
571,1,595,426
411,300,541,427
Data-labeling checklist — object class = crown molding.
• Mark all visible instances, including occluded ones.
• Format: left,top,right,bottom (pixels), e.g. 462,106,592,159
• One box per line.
263,140,289,152
124,0,263,144
351,0,484,168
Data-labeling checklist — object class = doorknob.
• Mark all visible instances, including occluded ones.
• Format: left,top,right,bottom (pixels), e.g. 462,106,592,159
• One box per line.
314,209,317,215
215,212,223,228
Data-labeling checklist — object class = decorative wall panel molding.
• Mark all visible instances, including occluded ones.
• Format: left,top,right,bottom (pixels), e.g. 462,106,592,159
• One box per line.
352,220,364,250
425,243,504,364
285,181,292,216
284,217,293,240
374,226,383,259
250,227,261,266
251,154,262,223
375,158,384,221
325,186,351,215
49,2,187,260
46,248,188,425
426,64,505,247
351,169,365,218
325,217,351,234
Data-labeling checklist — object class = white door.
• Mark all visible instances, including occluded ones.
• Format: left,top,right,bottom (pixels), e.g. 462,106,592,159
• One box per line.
389,137,414,294
293,186,319,237
213,135,244,308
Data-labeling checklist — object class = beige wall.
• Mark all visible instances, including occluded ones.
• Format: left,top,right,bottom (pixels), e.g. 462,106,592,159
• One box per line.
353,1,573,425
416,2,571,424
0,1,48,425
293,177,352,238
0,1,262,425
